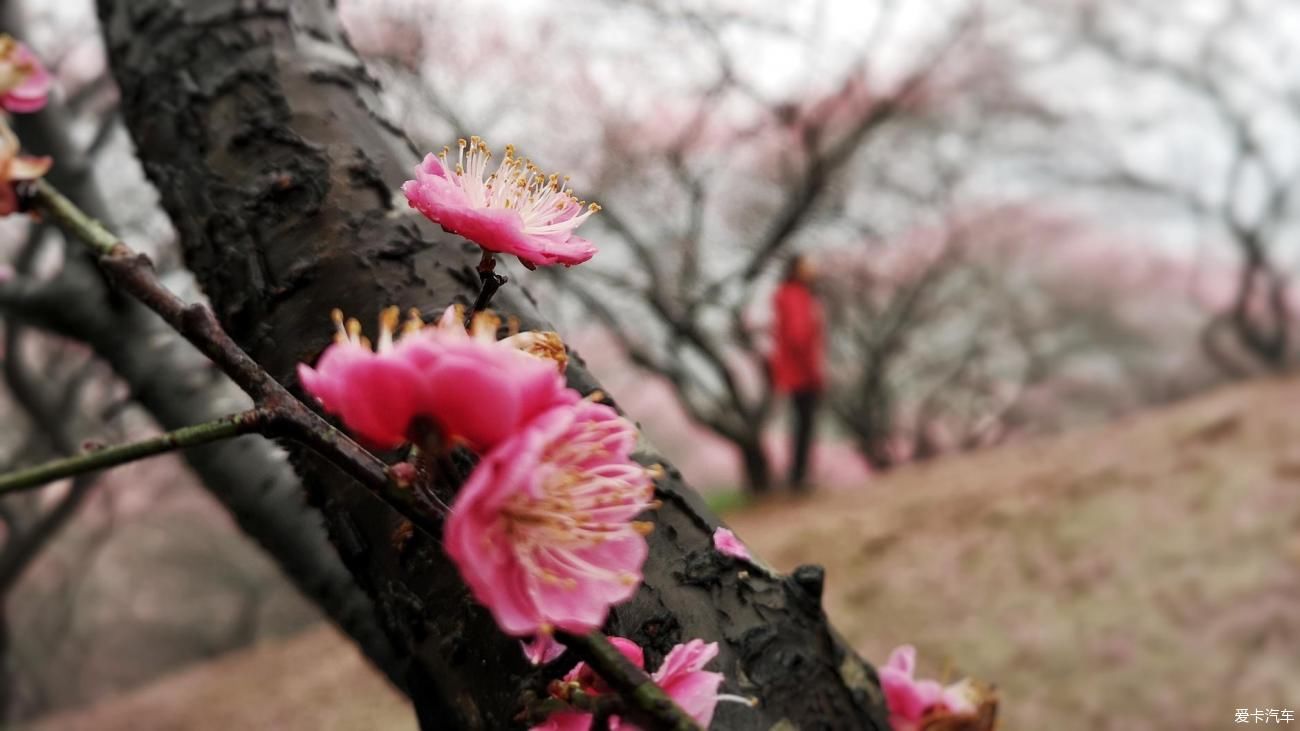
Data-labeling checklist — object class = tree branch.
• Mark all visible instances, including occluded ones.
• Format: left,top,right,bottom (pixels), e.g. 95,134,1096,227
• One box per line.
0,409,269,495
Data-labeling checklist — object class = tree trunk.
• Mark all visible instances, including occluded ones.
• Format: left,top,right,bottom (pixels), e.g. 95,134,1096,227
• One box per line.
96,1,889,727
738,438,773,495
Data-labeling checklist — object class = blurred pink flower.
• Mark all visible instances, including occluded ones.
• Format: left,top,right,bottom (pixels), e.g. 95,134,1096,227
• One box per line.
0,264,12,283
638,640,725,729
531,637,644,731
532,638,724,731
403,137,599,269
711,527,751,561
0,119,50,216
445,400,654,637
0,36,50,114
880,645,977,731
522,633,566,666
297,307,575,450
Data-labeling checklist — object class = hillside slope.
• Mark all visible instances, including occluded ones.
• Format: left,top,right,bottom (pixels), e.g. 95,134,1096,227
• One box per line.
728,375,1300,730
28,625,413,731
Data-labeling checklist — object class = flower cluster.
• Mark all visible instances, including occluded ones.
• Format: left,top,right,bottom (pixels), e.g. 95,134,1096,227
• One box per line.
0,35,51,216
298,307,576,451
298,304,657,629
402,137,599,270
532,637,724,731
881,645,996,731
298,302,744,727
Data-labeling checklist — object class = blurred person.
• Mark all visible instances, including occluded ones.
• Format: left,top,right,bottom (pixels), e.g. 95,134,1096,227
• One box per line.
770,253,825,492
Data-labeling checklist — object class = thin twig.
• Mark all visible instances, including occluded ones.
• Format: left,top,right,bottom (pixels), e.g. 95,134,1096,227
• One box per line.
24,179,433,530
0,409,269,495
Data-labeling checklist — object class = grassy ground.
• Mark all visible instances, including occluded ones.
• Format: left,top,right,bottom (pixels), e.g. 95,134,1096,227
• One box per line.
27,376,1300,729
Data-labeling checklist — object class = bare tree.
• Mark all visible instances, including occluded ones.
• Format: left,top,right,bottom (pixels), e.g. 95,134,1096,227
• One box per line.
1059,0,1300,374
554,3,1024,492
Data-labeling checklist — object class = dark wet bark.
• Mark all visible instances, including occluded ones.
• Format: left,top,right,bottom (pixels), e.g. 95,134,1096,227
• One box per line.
96,1,889,727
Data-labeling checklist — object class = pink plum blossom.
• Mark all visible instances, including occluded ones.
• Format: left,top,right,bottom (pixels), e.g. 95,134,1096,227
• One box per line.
638,640,725,729
531,638,724,731
711,527,751,561
879,645,978,731
0,119,50,216
522,633,565,665
444,399,655,637
403,137,599,270
0,36,50,114
436,304,568,371
297,306,576,450
531,637,644,731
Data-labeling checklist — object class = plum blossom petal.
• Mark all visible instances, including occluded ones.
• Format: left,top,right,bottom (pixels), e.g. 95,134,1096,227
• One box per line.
445,401,655,637
637,640,724,730
297,306,574,451
880,644,989,731
531,712,594,731
711,527,751,561
0,36,50,114
522,633,566,666
403,138,599,269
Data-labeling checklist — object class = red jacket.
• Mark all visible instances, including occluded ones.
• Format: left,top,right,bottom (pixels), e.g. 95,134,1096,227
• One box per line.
770,281,825,393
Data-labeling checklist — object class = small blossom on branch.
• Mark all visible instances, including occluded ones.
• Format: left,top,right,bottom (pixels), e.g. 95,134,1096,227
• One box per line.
296,306,576,450
0,35,50,114
403,136,599,270
445,400,656,638
711,527,751,561
880,645,996,731
531,638,728,731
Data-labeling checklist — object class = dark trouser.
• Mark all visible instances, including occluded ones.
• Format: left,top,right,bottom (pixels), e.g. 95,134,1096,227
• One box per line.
790,388,819,490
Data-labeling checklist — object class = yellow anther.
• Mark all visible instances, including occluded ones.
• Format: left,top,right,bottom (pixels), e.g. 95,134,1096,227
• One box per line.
632,521,655,536
378,305,401,333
